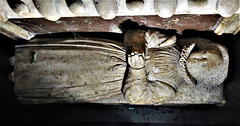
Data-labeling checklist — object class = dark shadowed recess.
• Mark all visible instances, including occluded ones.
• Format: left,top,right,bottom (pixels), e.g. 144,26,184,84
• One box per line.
0,29,239,125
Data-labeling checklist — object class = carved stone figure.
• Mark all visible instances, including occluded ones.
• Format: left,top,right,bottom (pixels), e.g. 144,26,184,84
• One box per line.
13,30,229,105
123,30,229,105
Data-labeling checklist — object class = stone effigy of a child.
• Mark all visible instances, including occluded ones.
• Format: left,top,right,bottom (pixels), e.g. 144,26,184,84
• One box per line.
13,30,229,105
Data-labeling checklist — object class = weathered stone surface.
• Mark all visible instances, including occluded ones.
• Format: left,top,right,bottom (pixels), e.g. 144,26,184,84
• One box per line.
9,15,222,34
14,36,226,105
15,38,127,104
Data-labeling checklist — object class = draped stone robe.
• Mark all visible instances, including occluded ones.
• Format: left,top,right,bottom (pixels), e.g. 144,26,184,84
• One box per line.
14,38,127,104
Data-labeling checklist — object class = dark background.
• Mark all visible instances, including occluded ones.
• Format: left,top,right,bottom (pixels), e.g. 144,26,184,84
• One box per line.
0,30,239,125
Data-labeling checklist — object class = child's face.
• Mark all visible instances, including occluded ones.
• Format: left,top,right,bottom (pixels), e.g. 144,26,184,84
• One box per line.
187,50,223,78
